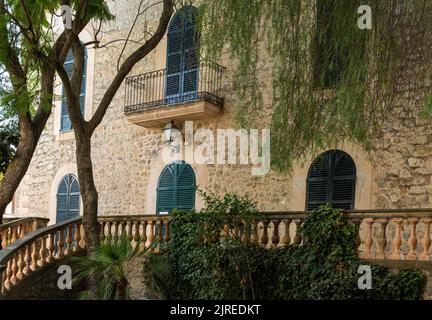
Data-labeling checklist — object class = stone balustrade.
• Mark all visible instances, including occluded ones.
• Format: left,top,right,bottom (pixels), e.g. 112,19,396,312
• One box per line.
1,209,432,296
0,217,85,294
0,217,49,250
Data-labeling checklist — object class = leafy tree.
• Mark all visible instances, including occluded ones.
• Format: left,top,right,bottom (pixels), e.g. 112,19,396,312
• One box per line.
198,0,432,172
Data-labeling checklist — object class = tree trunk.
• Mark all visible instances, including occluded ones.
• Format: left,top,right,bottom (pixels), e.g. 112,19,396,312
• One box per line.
116,278,128,300
0,132,36,224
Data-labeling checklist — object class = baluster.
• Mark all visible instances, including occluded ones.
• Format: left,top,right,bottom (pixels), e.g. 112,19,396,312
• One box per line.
163,220,170,243
407,218,418,260
1,229,7,249
47,233,55,263
79,224,86,249
10,226,17,244
16,250,24,280
4,259,12,289
30,242,38,270
281,219,292,246
420,218,432,260
363,218,374,259
388,218,403,259
99,222,105,240
147,220,155,248
293,219,302,245
19,223,26,239
156,220,163,249
23,244,31,275
351,218,362,255
38,236,47,267
64,226,72,255
57,229,64,259
260,220,269,246
126,221,133,244
105,221,112,241
74,223,81,252
133,221,140,247
140,221,147,250
250,222,258,244
271,219,281,247
243,222,251,244
112,222,119,243
10,256,18,285
118,221,124,238
376,218,388,259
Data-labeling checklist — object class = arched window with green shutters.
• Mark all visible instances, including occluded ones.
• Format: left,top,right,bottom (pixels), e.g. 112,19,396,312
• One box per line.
166,5,199,102
61,47,87,131
306,150,356,211
56,174,80,223
156,161,196,214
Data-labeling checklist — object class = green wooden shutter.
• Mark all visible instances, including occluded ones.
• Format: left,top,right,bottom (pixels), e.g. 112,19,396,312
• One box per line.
306,150,356,210
166,6,199,101
56,174,80,223
156,161,196,214
61,48,87,131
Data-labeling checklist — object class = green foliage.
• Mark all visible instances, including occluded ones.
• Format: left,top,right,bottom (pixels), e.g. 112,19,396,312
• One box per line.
73,234,145,300
144,196,426,300
197,0,432,172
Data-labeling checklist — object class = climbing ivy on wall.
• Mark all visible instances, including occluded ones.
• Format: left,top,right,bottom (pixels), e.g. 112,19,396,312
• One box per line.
197,0,432,172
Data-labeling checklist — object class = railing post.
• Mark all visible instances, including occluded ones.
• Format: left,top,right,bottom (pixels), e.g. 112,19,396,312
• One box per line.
407,218,418,260
389,218,403,260
281,219,291,246
261,220,269,247
363,218,374,259
271,219,280,247
420,218,432,260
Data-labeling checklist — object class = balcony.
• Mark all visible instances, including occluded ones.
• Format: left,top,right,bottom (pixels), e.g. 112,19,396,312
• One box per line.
124,60,224,127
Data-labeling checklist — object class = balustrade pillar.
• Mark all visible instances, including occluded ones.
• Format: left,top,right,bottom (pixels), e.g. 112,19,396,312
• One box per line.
376,219,388,259
163,220,170,243
407,218,418,260
261,220,269,247
389,218,403,260
363,218,374,259
293,219,302,245
250,222,258,244
271,219,281,247
281,219,291,246
420,218,432,260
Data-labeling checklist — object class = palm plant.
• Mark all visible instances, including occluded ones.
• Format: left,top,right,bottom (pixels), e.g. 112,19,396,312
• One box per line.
73,234,146,300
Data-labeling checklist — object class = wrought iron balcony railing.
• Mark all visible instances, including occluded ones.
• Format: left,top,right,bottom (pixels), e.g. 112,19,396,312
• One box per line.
124,60,224,114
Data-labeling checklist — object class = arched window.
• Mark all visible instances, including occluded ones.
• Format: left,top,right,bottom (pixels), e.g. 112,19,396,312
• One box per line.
61,47,87,131
56,174,80,223
156,161,196,214
306,150,356,211
166,6,199,102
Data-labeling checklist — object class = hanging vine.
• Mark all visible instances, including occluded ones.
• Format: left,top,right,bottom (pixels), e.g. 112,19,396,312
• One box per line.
197,0,432,172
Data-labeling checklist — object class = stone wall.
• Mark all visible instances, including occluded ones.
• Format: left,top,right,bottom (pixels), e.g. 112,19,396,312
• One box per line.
12,0,432,223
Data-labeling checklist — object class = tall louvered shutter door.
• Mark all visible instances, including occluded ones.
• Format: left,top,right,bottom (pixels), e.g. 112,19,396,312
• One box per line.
156,165,176,214
176,162,196,210
166,6,199,102
306,150,356,211
56,178,69,223
166,14,183,99
182,8,199,97
331,150,356,210
60,47,87,131
306,153,330,211
61,50,74,131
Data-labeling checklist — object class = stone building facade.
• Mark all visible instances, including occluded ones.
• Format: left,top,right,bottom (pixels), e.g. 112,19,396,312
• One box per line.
10,0,432,225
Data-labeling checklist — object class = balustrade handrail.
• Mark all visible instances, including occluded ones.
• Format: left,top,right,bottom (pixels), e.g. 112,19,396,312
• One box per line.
0,217,82,271
0,217,49,230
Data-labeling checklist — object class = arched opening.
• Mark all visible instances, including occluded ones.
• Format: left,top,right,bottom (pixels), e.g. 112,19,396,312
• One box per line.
156,161,196,214
306,150,356,210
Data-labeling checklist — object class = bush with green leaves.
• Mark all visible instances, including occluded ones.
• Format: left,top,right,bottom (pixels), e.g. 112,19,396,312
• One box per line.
144,196,426,300
73,234,145,300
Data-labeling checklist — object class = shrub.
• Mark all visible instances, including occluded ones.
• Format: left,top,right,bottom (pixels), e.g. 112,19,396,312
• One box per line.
144,195,426,300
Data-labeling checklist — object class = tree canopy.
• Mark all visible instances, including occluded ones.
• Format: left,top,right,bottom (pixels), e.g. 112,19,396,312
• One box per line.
198,0,432,172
